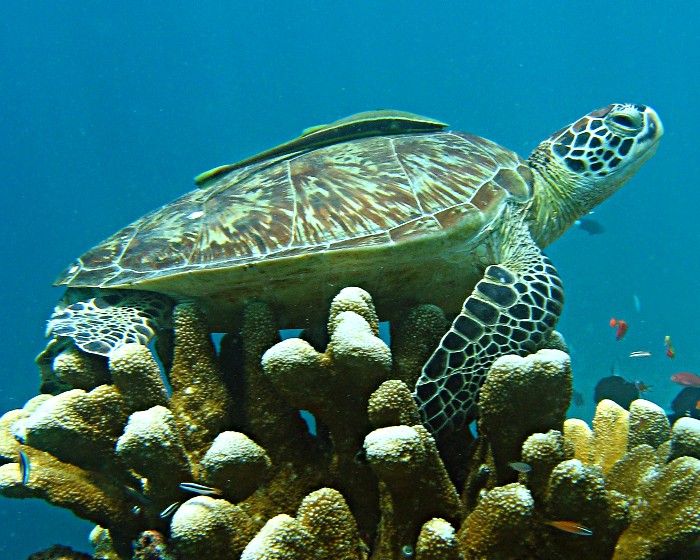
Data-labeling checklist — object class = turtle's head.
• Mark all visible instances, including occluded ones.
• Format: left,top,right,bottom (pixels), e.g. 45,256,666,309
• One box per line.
527,103,663,246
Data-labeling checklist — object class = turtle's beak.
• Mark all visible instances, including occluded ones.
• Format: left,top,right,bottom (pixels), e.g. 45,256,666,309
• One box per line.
640,105,663,152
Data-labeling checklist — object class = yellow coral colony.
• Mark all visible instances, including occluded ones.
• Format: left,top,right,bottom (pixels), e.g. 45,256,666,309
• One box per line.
2,287,700,559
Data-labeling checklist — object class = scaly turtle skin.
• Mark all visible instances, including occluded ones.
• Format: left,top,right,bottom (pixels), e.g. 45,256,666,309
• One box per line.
46,104,663,434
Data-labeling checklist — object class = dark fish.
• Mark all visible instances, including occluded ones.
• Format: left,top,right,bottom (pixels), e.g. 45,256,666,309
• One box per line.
179,482,223,497
18,450,29,485
354,448,368,465
123,485,153,505
634,380,653,394
611,360,622,377
670,387,700,424
594,375,639,409
575,216,605,235
572,390,584,407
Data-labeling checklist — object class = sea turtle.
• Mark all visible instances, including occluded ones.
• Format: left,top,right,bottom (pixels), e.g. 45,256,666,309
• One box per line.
45,104,663,434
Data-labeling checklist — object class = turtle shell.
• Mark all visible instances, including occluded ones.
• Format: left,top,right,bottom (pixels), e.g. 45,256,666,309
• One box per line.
56,129,535,329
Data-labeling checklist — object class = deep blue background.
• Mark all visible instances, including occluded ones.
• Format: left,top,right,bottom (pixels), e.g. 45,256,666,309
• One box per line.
1,2,698,557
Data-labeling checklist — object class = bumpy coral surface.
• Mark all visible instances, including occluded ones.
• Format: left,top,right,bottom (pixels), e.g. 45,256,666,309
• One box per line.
2,288,700,559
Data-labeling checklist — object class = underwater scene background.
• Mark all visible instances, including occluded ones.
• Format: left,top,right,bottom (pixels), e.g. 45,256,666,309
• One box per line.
1,1,698,557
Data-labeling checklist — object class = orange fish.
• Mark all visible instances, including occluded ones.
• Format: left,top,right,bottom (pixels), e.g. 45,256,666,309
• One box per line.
544,520,593,536
610,318,628,340
664,335,675,358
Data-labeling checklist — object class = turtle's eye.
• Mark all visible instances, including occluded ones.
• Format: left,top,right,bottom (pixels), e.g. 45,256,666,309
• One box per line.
607,110,643,134
611,114,634,127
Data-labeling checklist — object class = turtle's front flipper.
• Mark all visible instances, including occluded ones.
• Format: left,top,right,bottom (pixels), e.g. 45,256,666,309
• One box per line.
46,289,173,356
413,223,564,434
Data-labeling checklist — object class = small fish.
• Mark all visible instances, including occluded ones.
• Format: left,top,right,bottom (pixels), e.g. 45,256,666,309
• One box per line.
18,450,29,485
634,380,653,394
671,372,700,388
160,502,181,519
354,448,368,465
610,360,621,377
508,461,532,473
633,294,641,312
664,335,676,359
629,351,651,358
545,520,593,536
696,400,700,411
574,216,605,235
179,482,223,497
572,389,584,407
123,485,153,505
610,318,628,341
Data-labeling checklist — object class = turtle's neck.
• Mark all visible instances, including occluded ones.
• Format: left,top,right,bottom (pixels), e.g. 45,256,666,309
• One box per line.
525,150,583,248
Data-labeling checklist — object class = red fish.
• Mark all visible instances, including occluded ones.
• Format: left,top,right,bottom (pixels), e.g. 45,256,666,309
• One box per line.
671,372,700,387
665,335,675,359
610,318,628,340
544,520,593,536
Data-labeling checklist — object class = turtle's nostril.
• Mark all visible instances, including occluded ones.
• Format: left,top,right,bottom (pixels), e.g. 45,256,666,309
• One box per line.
646,109,664,138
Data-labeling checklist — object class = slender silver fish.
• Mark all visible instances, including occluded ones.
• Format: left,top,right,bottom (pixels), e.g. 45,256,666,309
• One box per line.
179,482,222,497
160,502,181,519
18,450,29,485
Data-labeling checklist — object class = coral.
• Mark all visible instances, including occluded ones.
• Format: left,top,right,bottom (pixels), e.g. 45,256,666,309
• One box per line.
477,350,572,484
28,544,93,559
457,483,534,560
612,456,700,560
363,424,462,557
166,304,233,457
368,379,422,429
240,488,367,560
115,405,191,506
3,288,700,559
668,417,700,461
389,304,446,387
590,399,630,473
520,429,574,501
170,496,256,559
132,530,175,560
414,518,463,560
199,431,272,502
628,398,670,450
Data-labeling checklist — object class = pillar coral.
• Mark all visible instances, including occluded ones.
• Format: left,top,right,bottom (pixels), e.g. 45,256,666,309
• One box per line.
2,289,700,559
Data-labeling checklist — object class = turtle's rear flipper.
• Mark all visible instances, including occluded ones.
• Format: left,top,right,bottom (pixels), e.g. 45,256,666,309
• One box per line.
413,223,564,434
46,289,173,357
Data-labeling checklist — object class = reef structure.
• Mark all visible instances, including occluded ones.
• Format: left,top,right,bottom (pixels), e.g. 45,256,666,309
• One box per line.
1,287,700,559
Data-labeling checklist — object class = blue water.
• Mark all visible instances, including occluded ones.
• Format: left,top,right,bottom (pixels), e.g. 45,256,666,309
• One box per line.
1,2,698,557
